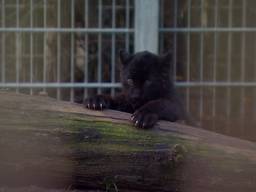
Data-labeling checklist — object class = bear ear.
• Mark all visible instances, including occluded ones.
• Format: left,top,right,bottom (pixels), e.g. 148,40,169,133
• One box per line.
159,51,172,68
159,52,173,70
119,49,132,65
159,51,173,73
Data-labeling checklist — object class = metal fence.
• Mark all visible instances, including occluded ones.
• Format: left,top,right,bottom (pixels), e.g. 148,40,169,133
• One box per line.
0,0,134,102
1,0,256,141
159,0,256,141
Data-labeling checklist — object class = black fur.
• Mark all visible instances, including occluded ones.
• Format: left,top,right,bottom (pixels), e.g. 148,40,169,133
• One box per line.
84,50,184,128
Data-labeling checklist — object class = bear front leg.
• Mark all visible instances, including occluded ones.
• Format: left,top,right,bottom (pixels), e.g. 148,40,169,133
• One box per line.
84,95,113,110
84,94,129,111
131,99,182,129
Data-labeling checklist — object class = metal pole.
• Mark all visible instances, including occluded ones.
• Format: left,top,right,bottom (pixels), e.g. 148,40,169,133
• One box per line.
134,0,159,54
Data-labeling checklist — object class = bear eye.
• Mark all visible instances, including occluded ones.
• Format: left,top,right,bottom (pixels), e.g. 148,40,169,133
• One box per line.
145,80,152,86
127,79,134,86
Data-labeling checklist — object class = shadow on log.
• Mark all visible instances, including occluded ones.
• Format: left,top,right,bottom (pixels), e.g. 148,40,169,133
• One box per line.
0,92,256,192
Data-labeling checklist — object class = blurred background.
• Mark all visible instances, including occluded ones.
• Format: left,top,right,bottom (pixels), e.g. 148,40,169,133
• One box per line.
1,0,256,142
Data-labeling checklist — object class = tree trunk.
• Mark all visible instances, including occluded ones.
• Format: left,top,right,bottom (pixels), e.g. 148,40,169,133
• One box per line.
0,92,256,192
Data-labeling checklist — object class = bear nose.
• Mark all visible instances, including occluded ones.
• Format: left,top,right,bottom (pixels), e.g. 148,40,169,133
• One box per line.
130,95,139,102
130,89,141,102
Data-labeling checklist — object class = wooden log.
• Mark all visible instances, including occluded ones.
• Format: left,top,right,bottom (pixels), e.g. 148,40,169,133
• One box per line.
0,91,256,192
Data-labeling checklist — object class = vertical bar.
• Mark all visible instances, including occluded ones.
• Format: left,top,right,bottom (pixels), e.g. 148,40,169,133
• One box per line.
84,0,89,99
16,0,20,93
97,0,102,94
135,0,159,53
30,0,33,95
159,0,164,53
1,0,5,84
57,0,61,100
226,0,233,125
111,0,116,96
125,0,130,51
70,0,75,101
173,0,178,81
240,0,246,128
212,0,219,129
199,0,205,122
186,0,191,113
43,0,47,92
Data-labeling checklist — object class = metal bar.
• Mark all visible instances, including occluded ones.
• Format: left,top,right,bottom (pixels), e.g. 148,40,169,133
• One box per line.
159,0,164,53
1,0,5,83
125,0,130,51
43,0,47,92
240,0,246,125
160,27,256,32
3,27,256,33
30,0,34,95
212,0,219,119
2,81,256,89
57,0,61,100
199,0,205,122
15,0,20,93
0,28,134,33
241,2,246,84
173,0,178,81
111,0,116,96
70,0,75,102
226,0,233,120
186,0,191,113
176,82,256,87
135,0,159,53
0,83,122,88
97,0,103,94
83,0,89,99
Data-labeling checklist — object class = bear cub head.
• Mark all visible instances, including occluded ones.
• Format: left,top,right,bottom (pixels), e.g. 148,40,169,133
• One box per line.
119,50,174,108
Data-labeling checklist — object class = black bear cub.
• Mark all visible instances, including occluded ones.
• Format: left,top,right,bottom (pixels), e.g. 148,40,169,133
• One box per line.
84,50,184,128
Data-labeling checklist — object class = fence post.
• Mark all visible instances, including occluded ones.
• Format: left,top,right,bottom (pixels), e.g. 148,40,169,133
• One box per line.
135,0,159,54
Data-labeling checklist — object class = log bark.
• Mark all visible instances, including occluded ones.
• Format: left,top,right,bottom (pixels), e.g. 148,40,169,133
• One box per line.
0,92,256,192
